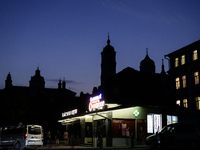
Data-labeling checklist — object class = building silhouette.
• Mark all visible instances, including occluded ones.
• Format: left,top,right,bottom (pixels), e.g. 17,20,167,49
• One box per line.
0,67,77,138
29,67,45,89
140,48,156,74
101,34,116,85
165,39,200,119
5,72,13,89
98,36,170,107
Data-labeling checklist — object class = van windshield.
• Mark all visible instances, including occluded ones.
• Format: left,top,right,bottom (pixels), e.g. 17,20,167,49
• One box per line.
28,126,41,135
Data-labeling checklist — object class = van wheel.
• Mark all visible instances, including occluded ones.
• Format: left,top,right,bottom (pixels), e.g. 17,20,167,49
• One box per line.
14,141,21,150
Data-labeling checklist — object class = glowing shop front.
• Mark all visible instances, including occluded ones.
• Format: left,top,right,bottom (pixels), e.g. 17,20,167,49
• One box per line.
58,94,178,147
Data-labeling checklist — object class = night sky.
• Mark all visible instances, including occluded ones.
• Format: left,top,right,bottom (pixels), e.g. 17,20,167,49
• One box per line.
0,0,200,95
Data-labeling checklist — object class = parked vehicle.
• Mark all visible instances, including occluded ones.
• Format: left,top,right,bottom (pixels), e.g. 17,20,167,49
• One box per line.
0,124,43,150
146,121,200,148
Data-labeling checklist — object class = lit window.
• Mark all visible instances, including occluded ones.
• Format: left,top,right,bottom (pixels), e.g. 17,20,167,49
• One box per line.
175,77,180,89
176,100,181,106
195,97,200,110
175,58,179,67
194,72,199,85
181,55,185,65
183,99,188,108
193,50,198,61
182,75,187,88
167,115,178,125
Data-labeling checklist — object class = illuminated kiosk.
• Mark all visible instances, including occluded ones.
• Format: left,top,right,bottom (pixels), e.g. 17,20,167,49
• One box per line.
58,93,178,147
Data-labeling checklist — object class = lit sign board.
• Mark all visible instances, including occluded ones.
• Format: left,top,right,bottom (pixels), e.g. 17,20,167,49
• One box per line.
154,114,161,133
89,93,105,112
147,114,162,133
133,110,139,117
147,114,153,133
62,109,78,117
167,115,178,125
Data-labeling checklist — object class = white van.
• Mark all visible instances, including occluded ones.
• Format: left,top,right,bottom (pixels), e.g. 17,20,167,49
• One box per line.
0,124,43,150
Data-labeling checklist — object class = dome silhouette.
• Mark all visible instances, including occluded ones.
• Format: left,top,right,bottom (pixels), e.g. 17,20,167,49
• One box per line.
103,34,115,53
140,49,155,73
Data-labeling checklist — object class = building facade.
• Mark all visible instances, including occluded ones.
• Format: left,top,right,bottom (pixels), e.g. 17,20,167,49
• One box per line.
165,40,200,119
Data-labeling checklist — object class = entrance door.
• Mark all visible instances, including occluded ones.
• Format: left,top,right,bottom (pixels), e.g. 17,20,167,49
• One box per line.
137,119,147,144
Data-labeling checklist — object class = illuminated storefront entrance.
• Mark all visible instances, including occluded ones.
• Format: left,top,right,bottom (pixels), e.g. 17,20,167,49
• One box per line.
58,94,178,147
59,106,178,147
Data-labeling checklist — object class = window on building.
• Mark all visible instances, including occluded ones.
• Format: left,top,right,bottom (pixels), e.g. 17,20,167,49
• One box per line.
183,99,188,108
167,115,178,125
195,97,200,110
181,55,185,65
175,57,179,67
194,72,199,85
193,50,198,61
176,100,181,106
176,77,180,89
182,75,187,88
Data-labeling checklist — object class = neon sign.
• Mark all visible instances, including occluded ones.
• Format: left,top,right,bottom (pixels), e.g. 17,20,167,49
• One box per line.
62,109,78,117
133,110,139,117
89,93,105,112
90,93,102,102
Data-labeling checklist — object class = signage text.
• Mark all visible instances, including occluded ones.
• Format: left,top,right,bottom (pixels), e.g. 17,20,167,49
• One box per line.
62,109,78,117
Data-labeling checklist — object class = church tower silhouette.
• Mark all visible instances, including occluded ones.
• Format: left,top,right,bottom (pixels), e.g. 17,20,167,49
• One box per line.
140,48,155,74
29,67,45,88
101,34,116,85
5,72,13,88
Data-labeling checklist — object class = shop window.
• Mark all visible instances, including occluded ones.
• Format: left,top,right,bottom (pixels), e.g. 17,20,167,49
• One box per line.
181,55,185,65
183,99,188,108
147,115,153,133
176,100,181,106
175,57,179,67
147,114,162,134
182,75,187,88
175,77,180,89
112,120,135,138
167,115,178,125
194,72,199,85
195,97,200,110
193,50,198,61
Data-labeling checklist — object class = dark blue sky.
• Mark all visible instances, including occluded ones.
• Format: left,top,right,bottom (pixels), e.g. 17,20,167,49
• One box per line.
0,0,200,95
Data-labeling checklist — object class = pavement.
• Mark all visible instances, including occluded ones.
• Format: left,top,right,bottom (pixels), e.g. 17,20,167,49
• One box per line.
38,144,148,150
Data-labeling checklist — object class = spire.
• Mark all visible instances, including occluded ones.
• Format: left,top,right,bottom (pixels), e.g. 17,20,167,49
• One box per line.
146,48,148,55
35,67,40,76
62,77,66,89
161,59,166,75
107,32,110,45
5,72,13,88
101,32,116,85
58,79,62,89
